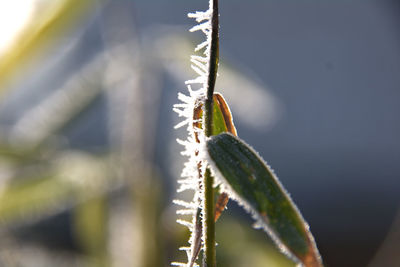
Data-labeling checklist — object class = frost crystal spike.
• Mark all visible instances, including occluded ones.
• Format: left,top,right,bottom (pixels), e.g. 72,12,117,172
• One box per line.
172,1,214,266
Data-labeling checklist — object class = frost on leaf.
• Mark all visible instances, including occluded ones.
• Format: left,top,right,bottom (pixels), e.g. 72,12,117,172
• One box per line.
205,133,323,267
172,3,214,267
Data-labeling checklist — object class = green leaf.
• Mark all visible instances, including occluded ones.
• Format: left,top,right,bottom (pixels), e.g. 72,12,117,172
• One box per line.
212,93,237,137
212,97,228,135
0,143,38,163
193,93,237,139
0,0,98,95
206,133,322,267
73,196,109,267
0,153,111,226
0,174,74,225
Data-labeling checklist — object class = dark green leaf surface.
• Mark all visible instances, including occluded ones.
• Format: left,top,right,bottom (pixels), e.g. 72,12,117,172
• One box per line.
206,133,322,267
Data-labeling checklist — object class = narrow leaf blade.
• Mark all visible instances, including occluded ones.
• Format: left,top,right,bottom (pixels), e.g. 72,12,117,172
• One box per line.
206,133,322,267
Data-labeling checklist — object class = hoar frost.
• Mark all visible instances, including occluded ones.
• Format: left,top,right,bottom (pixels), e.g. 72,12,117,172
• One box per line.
172,3,214,267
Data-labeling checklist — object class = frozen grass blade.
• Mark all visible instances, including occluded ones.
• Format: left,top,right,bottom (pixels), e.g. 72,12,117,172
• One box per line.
206,133,323,267
173,0,220,266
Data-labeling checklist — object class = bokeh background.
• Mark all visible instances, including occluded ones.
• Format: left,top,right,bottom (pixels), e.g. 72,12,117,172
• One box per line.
0,0,399,266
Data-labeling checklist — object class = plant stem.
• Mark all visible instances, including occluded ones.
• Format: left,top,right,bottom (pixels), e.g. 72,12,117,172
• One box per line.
204,0,219,137
203,168,215,267
203,1,219,266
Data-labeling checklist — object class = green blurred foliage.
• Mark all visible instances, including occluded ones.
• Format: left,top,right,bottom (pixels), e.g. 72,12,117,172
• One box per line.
0,0,97,94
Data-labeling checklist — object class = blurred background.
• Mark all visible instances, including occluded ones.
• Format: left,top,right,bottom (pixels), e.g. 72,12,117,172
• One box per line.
0,0,399,266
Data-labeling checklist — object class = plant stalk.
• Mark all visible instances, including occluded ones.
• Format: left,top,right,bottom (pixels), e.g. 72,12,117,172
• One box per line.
203,0,219,266
204,0,219,137
203,168,215,267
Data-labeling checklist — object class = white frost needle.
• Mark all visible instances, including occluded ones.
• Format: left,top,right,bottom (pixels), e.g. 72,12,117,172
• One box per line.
191,59,208,73
194,40,209,52
191,64,207,77
172,2,214,266
185,76,206,85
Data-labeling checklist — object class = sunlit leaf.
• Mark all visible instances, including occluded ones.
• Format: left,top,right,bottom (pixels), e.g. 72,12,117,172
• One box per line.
0,175,74,225
0,153,111,226
73,196,108,267
0,0,98,95
206,133,322,267
212,93,237,136
193,92,237,141
0,143,38,163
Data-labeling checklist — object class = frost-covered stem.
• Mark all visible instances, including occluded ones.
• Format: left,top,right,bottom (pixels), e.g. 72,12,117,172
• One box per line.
203,1,218,267
204,0,219,137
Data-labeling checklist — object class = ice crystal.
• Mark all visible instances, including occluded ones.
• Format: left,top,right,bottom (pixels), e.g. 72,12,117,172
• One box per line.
172,2,214,267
